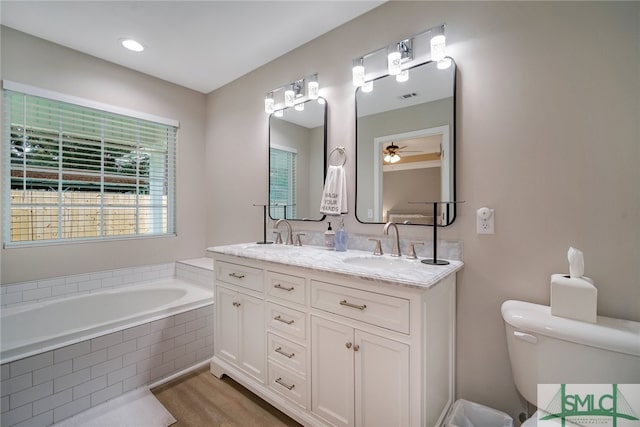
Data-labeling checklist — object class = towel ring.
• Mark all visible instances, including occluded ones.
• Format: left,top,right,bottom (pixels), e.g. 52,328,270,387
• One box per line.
329,147,347,167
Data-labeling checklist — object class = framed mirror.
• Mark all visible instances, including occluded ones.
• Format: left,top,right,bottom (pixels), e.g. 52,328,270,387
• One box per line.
355,60,456,226
269,97,327,221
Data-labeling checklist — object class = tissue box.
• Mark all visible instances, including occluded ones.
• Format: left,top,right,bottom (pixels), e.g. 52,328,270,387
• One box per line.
550,274,597,323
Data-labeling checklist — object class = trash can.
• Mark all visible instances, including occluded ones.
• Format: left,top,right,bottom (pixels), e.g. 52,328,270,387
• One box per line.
444,399,513,427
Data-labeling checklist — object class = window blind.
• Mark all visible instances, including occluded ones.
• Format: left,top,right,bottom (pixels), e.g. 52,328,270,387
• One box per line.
3,89,177,245
269,147,297,219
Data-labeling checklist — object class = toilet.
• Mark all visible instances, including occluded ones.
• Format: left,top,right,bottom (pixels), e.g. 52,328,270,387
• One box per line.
501,300,640,426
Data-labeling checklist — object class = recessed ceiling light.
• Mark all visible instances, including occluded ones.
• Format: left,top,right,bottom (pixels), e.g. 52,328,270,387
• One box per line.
120,39,144,52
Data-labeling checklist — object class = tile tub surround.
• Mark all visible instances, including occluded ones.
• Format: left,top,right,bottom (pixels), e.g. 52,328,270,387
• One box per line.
0,258,215,427
208,242,463,289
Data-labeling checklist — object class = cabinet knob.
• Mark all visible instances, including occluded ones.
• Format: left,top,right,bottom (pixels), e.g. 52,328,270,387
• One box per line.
345,342,352,349
353,344,360,352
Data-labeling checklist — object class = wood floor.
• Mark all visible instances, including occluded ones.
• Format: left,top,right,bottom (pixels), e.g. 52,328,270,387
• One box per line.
152,366,303,427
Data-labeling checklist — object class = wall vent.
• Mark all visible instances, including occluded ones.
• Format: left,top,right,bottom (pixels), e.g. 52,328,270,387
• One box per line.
400,92,418,100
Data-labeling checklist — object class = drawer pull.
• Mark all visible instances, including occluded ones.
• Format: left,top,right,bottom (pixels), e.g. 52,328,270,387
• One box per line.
228,272,245,279
232,301,241,307
275,377,295,391
274,347,295,358
274,315,295,325
340,300,367,311
274,283,295,292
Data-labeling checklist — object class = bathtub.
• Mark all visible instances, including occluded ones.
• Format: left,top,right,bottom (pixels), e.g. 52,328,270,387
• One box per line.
0,278,214,364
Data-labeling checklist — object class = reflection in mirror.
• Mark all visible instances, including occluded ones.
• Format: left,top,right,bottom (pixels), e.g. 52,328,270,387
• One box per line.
356,60,456,226
269,98,327,221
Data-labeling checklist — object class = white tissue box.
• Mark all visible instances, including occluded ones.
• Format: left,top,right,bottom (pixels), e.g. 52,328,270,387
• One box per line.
550,274,597,323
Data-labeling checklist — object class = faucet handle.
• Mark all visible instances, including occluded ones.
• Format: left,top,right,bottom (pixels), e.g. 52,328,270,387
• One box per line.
273,231,283,245
406,241,424,259
294,233,306,247
368,238,383,256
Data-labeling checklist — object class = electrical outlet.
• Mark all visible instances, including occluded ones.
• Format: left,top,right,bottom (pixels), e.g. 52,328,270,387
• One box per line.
476,207,494,234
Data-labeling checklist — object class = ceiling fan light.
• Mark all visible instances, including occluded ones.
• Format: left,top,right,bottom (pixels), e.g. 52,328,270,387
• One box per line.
390,154,401,163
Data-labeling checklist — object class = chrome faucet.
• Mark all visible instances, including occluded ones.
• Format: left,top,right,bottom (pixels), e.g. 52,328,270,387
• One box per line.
383,222,401,257
275,219,293,245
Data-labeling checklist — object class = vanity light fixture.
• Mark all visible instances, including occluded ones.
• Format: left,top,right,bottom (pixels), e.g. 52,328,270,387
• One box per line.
308,74,319,99
284,85,295,107
396,69,409,83
352,23,452,92
388,39,412,76
265,92,275,114
387,46,402,76
437,57,452,70
264,74,320,114
352,58,365,87
120,38,144,52
430,25,446,62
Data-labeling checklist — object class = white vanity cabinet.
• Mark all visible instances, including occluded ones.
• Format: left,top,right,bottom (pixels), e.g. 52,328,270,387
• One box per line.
214,260,265,383
311,316,410,427
209,247,459,427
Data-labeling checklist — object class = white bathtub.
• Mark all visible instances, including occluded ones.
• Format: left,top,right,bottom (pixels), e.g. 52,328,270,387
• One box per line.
0,278,214,364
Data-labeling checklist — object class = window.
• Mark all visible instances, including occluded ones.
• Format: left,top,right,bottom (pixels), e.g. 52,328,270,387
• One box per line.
269,146,297,219
3,85,177,246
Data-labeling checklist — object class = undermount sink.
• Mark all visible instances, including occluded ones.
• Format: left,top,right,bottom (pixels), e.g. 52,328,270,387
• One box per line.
342,256,417,271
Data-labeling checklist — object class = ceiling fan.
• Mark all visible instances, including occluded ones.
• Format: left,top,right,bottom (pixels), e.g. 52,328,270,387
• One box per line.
383,143,419,163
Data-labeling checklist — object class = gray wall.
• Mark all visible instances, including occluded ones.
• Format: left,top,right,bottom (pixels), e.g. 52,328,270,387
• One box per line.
204,1,640,419
0,27,207,283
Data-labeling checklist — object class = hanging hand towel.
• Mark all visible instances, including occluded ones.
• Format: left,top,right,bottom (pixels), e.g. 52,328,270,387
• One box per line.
320,165,347,215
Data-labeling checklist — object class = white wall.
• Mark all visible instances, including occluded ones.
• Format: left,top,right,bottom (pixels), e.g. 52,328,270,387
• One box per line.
205,1,640,419
0,27,207,284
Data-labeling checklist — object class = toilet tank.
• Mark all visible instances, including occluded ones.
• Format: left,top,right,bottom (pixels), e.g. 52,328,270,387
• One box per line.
501,300,640,406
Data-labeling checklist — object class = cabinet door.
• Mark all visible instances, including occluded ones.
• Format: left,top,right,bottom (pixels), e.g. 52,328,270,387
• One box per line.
354,330,410,427
239,292,265,382
216,286,240,365
311,316,354,427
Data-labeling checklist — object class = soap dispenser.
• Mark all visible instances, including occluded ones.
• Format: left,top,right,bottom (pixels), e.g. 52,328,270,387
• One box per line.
335,217,348,252
324,222,335,249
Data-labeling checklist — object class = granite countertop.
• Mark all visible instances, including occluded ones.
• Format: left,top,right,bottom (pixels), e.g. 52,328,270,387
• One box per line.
207,242,463,290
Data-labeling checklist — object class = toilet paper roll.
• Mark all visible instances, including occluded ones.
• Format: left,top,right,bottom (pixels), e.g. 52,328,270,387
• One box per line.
550,273,597,323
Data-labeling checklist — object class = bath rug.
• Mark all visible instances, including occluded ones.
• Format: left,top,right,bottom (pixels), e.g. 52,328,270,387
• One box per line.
52,388,177,427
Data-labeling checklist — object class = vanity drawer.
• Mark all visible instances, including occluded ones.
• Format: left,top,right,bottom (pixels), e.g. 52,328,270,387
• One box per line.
268,361,307,409
216,261,263,292
267,332,307,377
267,271,306,306
267,302,307,341
311,280,410,334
